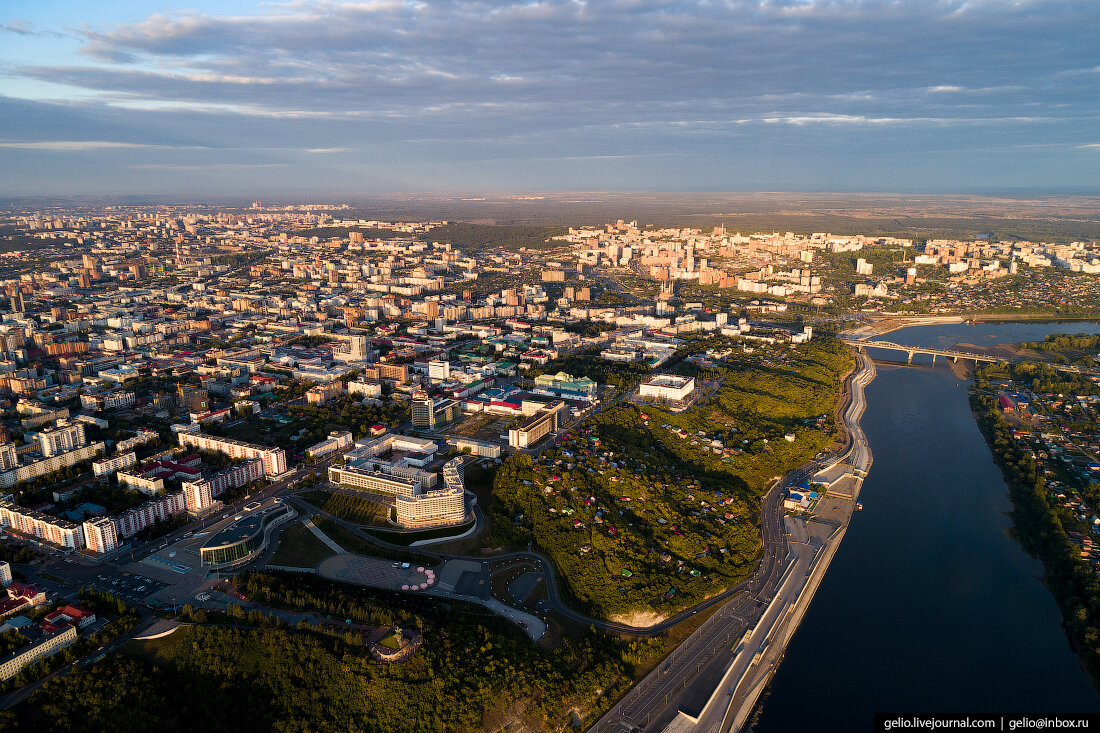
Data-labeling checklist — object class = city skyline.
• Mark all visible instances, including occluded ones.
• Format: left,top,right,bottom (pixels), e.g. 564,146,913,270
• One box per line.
1,0,1098,196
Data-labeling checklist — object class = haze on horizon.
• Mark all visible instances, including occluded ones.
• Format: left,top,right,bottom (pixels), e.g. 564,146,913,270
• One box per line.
0,0,1098,198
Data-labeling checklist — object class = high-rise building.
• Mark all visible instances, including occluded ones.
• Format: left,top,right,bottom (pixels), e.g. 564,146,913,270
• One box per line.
36,421,86,457
83,517,118,554
0,560,11,587
411,390,435,430
333,334,368,363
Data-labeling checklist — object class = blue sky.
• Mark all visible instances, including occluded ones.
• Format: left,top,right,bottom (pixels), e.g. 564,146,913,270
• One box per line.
1,0,1098,196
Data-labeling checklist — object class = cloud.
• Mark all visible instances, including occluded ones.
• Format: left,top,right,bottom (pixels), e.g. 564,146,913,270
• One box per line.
0,140,185,151
1,19,34,35
1,0,1099,193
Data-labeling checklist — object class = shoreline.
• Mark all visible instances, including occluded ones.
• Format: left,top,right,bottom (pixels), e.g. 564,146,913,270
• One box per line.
722,350,876,731
649,349,877,733
841,313,1099,341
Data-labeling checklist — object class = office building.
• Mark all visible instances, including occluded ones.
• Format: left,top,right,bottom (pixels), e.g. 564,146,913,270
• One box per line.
638,374,696,402
508,404,562,449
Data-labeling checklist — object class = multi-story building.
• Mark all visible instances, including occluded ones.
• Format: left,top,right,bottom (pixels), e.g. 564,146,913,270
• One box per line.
411,390,434,430
327,466,421,497
638,374,696,402
82,516,118,553
306,430,354,458
183,480,214,512
446,437,502,459
113,492,187,538
346,378,382,398
395,486,465,527
0,560,11,587
0,625,77,682
176,385,210,413
181,457,264,512
305,382,344,405
92,451,137,478
410,390,459,430
531,372,598,401
118,471,165,495
0,442,107,489
378,363,408,382
35,420,86,457
0,497,84,549
177,433,287,476
508,404,563,449
79,390,136,412
0,444,16,472
333,334,369,363
427,360,451,380
114,428,159,454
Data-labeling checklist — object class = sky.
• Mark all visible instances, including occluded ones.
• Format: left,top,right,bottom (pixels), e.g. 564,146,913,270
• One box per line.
0,0,1098,197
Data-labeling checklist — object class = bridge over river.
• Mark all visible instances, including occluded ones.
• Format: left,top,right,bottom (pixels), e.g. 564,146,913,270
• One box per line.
840,337,1004,365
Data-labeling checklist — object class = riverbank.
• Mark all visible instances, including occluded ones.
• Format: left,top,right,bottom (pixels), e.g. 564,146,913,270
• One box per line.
969,369,1100,692
842,313,1100,341
655,349,878,733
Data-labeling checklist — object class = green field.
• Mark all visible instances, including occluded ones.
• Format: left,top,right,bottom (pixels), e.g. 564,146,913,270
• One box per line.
269,522,335,568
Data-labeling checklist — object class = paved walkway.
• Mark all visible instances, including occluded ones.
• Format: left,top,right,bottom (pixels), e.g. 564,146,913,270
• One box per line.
303,518,346,554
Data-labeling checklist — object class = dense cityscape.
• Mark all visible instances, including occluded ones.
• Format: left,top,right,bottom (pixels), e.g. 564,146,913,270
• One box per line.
0,199,1091,730
2,0,1098,729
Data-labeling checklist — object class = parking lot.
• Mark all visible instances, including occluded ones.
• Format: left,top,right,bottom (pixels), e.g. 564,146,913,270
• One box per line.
87,572,167,602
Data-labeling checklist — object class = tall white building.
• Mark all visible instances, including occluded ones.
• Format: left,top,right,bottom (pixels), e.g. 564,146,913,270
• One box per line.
333,334,369,363
83,516,118,554
36,420,87,457
0,559,11,587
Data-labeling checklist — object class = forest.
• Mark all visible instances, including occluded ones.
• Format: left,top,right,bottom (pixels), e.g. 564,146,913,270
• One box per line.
1020,333,1100,367
10,572,660,732
416,223,568,252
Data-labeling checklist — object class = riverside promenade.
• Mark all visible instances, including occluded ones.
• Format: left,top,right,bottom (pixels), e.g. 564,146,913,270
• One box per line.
657,351,877,733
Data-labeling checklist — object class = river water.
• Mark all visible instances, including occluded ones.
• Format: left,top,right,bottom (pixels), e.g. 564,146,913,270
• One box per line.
751,322,1100,731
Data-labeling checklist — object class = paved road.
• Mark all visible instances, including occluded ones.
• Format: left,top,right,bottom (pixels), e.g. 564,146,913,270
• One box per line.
591,349,876,733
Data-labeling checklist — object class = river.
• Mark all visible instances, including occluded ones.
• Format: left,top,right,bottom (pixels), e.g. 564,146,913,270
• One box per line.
751,321,1100,731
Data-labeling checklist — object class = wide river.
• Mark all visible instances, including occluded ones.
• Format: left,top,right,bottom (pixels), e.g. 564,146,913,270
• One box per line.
752,321,1100,731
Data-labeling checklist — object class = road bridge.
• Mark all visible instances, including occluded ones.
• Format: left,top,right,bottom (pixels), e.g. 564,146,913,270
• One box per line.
842,337,1003,365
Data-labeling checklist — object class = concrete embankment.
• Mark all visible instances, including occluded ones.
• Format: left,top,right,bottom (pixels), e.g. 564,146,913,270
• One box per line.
673,350,877,733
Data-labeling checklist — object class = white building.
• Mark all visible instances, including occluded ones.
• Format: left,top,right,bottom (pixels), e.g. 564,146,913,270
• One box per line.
307,430,354,458
0,625,77,681
36,420,86,457
0,560,10,587
177,432,287,476
92,451,137,478
0,497,84,549
639,374,695,402
83,516,118,554
427,360,451,380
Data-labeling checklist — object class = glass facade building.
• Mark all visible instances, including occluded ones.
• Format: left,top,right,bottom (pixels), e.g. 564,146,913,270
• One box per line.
200,504,293,568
